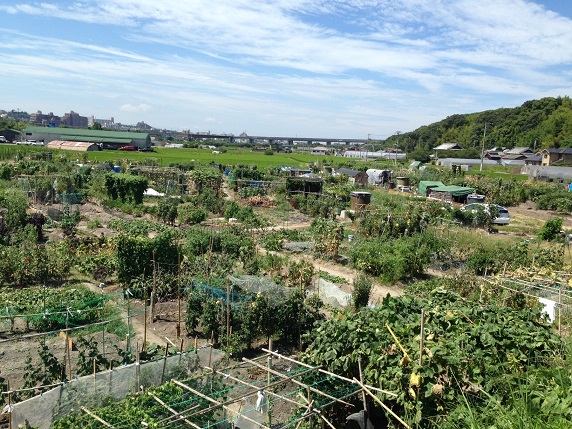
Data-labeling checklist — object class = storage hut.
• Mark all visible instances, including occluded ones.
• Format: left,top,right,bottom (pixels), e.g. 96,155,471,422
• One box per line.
428,185,475,204
418,181,445,197
46,140,101,151
366,169,392,185
336,168,368,186
350,191,371,211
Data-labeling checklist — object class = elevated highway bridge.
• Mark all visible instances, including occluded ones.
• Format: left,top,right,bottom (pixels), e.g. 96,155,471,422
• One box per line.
189,133,368,145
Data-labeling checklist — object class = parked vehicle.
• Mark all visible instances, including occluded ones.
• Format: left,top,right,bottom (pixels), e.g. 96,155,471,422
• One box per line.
31,140,45,146
461,203,510,225
0,136,7,143
138,147,155,152
16,140,30,145
119,145,136,151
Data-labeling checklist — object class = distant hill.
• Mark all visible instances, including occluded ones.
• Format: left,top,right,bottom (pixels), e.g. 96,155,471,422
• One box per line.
387,96,572,155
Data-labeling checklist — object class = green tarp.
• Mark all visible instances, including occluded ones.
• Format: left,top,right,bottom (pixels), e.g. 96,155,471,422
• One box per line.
418,181,445,196
430,185,475,197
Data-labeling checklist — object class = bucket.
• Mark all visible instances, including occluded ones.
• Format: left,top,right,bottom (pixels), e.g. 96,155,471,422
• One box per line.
113,165,121,173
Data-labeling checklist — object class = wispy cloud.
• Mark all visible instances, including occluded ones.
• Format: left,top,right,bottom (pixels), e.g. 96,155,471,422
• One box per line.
1,0,571,135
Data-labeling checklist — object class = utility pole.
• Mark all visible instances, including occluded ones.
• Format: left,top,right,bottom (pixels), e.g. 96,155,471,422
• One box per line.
479,123,492,172
395,131,401,165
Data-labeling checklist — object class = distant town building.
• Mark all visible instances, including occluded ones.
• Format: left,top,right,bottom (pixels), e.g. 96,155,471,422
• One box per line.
540,148,572,166
88,116,116,129
61,111,88,128
29,111,61,127
22,126,151,149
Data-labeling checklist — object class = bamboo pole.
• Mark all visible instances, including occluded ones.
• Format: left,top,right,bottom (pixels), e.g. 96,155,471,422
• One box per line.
261,348,398,397
172,367,317,424
173,380,272,429
152,394,200,429
205,367,301,407
352,378,411,429
242,357,353,406
385,324,411,362
136,346,141,390
80,406,114,428
357,357,367,412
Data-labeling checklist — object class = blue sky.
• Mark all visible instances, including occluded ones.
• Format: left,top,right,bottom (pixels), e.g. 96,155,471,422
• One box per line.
1,0,572,138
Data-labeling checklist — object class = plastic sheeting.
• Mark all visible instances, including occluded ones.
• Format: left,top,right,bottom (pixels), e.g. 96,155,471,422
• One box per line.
313,278,351,309
228,275,295,308
11,347,224,429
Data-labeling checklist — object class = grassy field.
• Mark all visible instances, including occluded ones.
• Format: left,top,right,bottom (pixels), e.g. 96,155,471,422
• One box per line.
84,147,343,169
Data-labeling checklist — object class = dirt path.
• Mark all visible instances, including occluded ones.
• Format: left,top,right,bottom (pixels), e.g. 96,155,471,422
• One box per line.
509,201,572,228
81,282,166,347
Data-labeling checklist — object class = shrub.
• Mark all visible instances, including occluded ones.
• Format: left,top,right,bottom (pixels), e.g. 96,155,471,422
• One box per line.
351,274,373,310
538,217,563,241
178,204,208,225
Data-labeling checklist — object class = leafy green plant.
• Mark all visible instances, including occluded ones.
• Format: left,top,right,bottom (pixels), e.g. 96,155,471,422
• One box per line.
86,217,102,229
178,204,208,225
76,336,110,375
319,270,347,284
539,217,563,241
156,197,179,225
351,274,373,310
311,217,344,259
303,290,564,427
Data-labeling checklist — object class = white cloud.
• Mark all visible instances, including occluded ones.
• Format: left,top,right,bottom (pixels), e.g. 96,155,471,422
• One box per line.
1,0,571,135
120,104,152,113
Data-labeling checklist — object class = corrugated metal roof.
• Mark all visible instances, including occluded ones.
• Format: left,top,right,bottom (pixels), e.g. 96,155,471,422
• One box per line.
521,165,572,180
505,147,532,154
65,136,133,143
336,168,362,176
24,125,149,139
437,158,498,166
46,140,100,151
431,185,475,196
434,143,463,150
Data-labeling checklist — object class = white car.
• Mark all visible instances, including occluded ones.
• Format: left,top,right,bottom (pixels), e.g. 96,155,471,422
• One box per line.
462,203,510,225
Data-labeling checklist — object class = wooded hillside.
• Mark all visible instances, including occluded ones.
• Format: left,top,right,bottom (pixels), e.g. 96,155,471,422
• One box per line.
388,96,572,153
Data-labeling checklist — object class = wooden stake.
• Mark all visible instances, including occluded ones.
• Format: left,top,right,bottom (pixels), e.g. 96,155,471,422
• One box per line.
161,343,170,384
135,346,140,390
151,251,157,323
559,288,562,335
419,309,425,366
177,250,181,338
7,380,12,429
267,339,273,427
226,279,231,349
